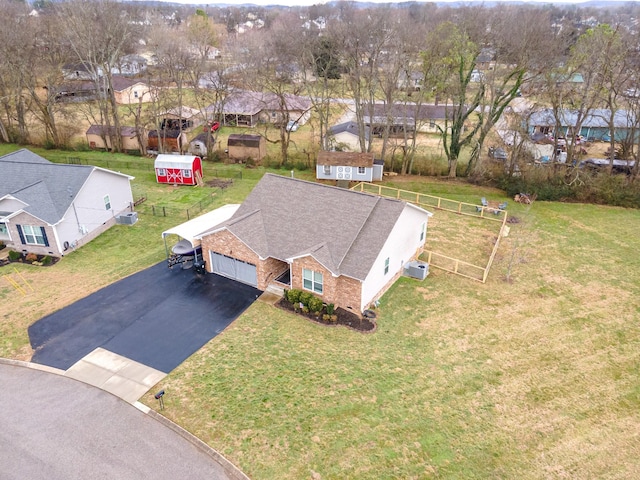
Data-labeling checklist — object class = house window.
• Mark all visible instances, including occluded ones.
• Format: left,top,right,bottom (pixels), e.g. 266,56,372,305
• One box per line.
22,225,46,245
157,168,166,176
0,222,8,238
429,121,436,129
183,169,192,178
323,165,331,175
358,166,366,174
420,222,426,242
303,268,323,294
384,257,390,275
133,91,139,98
104,195,111,210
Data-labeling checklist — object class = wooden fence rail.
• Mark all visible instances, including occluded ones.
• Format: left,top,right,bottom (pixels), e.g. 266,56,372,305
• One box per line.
351,182,509,283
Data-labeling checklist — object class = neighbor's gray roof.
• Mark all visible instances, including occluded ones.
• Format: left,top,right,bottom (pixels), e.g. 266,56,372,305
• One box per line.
205,174,423,280
528,108,635,129
364,103,465,125
206,90,311,116
328,121,370,141
0,149,129,225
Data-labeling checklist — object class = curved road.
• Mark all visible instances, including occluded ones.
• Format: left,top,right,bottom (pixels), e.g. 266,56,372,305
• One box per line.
0,362,239,480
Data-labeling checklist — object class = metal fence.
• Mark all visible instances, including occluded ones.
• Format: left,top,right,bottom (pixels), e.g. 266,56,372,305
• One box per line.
137,193,219,220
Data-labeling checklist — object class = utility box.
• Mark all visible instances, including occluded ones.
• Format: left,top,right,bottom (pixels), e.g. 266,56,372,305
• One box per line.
116,212,138,225
404,261,429,280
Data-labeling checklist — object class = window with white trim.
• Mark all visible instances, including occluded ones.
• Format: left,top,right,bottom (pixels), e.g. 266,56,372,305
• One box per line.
157,168,166,176
104,195,111,210
384,257,390,275
133,91,139,98
0,222,8,238
420,222,426,242
22,225,46,245
323,165,331,175
303,268,323,294
183,169,192,178
358,166,366,174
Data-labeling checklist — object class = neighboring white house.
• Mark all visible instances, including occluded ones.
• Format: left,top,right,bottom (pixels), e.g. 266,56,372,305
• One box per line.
326,121,370,152
0,149,134,257
197,174,432,312
316,151,383,182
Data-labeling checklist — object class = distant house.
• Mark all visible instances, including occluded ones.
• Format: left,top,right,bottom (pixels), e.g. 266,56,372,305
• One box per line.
197,174,432,313
86,125,145,153
527,108,636,141
316,151,383,182
364,103,465,136
476,48,496,70
227,134,266,163
0,149,134,257
112,54,148,76
397,71,424,91
326,121,370,152
157,106,203,130
111,76,156,104
52,81,100,103
62,63,103,81
206,90,311,128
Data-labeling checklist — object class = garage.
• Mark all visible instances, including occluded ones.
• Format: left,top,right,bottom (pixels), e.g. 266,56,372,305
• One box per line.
210,252,257,287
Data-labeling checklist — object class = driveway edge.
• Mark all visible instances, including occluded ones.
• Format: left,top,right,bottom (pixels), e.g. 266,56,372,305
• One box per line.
0,358,251,480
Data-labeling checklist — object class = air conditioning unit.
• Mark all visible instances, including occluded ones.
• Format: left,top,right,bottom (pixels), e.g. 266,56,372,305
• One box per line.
404,261,429,280
116,212,138,225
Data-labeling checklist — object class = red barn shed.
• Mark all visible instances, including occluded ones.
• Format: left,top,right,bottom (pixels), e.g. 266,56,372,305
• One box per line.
154,154,203,186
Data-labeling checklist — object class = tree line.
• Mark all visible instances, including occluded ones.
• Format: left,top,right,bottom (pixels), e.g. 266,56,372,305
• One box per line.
2,0,640,184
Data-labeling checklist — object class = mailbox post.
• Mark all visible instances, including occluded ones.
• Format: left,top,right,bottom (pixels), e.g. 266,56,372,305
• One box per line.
154,389,165,410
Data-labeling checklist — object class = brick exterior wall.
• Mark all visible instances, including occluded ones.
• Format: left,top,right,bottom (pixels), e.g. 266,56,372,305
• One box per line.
201,230,287,290
291,256,363,313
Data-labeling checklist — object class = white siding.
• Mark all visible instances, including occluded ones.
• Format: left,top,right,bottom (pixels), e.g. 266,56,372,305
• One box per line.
56,169,133,253
360,203,431,310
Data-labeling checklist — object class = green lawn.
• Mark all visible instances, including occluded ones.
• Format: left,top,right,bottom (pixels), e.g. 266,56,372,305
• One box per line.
140,199,640,479
2,144,639,478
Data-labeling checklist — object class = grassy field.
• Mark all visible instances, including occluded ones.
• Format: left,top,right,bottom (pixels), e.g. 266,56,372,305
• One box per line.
2,145,639,478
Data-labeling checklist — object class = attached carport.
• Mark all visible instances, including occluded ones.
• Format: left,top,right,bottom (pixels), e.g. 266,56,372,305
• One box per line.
162,203,240,264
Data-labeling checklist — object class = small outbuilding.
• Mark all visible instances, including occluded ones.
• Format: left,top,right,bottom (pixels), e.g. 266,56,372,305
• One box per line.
86,125,144,153
227,134,266,164
316,151,383,182
148,130,188,153
188,133,215,158
154,154,203,186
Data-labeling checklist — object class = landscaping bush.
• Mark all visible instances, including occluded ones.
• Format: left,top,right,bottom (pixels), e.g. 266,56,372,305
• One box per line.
41,255,53,266
25,253,38,262
326,303,335,315
8,250,22,261
308,296,323,314
286,288,302,305
299,291,313,307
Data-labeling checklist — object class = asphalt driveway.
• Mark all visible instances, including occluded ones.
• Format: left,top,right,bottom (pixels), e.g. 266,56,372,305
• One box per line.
29,262,261,373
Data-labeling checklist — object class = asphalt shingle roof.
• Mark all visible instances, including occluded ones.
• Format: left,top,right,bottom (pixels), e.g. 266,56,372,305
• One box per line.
1,149,92,224
208,174,408,280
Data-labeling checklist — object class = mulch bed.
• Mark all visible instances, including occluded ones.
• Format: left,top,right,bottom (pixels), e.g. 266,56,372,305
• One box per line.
276,298,376,333
0,253,60,268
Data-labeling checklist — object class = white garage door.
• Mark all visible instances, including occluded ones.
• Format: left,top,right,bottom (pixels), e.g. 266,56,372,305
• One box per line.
209,252,258,287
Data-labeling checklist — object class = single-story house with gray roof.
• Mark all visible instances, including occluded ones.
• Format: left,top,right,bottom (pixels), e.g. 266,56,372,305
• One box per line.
527,108,636,141
206,90,312,128
364,103,467,136
197,174,432,313
0,149,134,257
326,121,370,152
